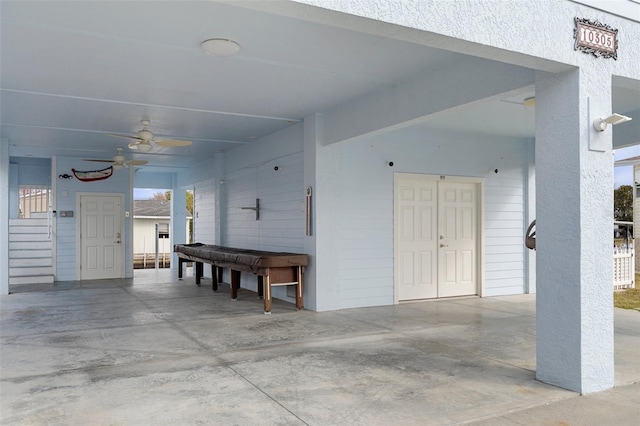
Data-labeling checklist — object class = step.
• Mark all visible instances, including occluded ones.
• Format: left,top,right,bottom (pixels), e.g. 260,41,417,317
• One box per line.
9,225,49,234
9,241,52,250
10,258,53,267
10,218,49,227
9,249,52,259
9,266,53,277
30,212,50,219
9,234,52,242
9,275,54,285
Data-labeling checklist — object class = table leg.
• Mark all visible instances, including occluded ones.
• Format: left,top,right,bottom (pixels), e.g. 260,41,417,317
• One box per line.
231,270,240,300
195,262,202,286
178,257,184,280
296,266,304,310
264,272,272,314
211,265,218,292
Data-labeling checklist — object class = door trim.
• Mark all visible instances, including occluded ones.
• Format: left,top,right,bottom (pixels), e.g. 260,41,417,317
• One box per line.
393,173,484,303
76,192,125,280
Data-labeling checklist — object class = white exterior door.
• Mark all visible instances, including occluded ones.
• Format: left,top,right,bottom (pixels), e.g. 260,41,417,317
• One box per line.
395,174,438,300
80,194,123,280
437,182,477,297
395,174,480,301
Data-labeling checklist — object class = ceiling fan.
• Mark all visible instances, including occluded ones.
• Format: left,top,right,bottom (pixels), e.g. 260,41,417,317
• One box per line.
84,148,148,170
108,120,192,151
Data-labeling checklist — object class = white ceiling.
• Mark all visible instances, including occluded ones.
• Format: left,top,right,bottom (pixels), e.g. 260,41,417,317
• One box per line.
1,1,638,173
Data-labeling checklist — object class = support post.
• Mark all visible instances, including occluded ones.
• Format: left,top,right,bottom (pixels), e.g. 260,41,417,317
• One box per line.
535,69,614,393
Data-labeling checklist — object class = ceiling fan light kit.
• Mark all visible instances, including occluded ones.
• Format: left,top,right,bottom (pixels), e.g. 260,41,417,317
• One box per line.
109,120,192,151
83,147,148,170
135,141,153,152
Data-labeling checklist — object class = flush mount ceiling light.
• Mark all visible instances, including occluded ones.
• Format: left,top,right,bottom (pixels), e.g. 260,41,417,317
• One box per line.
201,38,240,57
593,113,632,131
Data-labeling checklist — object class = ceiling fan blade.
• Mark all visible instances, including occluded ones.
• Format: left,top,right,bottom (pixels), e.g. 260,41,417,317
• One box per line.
108,133,144,141
128,141,140,150
83,159,115,163
155,139,192,147
127,160,148,166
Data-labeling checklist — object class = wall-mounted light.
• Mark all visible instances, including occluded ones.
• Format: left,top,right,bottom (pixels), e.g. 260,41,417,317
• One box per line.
523,97,536,108
593,113,632,131
589,97,633,152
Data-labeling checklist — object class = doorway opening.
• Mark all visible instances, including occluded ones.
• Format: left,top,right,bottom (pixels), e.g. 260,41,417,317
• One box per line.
132,188,193,269
394,173,483,302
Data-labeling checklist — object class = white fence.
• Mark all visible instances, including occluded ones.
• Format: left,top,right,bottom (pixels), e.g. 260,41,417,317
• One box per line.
613,246,635,290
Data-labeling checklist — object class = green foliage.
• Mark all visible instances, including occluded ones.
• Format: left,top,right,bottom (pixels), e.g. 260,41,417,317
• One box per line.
614,185,634,222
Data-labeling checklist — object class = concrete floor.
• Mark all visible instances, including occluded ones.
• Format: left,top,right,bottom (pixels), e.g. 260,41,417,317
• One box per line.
1,270,639,425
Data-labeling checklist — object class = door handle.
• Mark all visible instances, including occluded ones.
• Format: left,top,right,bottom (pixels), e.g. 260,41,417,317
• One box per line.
440,244,448,248
115,240,121,244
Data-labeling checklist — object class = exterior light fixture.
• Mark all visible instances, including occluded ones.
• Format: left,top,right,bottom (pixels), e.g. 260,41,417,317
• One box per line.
593,113,632,131
523,97,536,108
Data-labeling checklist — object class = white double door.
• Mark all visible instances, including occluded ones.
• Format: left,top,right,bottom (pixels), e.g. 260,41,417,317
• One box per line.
395,174,480,300
79,194,124,280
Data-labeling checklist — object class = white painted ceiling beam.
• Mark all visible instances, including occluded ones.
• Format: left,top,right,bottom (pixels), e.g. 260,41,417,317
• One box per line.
321,57,535,145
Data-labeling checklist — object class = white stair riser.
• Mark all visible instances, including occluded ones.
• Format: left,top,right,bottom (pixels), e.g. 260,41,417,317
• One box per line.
9,234,51,242
9,226,49,234
10,276,54,285
9,218,55,286
10,266,53,277
9,241,52,250
10,258,53,267
9,249,52,259
10,218,49,227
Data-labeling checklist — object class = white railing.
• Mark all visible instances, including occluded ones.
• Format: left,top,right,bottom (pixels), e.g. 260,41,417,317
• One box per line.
613,245,635,290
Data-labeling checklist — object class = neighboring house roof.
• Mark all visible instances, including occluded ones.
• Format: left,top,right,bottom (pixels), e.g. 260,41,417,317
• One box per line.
133,199,192,219
615,155,640,166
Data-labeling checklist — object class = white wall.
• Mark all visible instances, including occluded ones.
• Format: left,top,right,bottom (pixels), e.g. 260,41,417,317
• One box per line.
194,178,216,245
314,128,529,310
217,124,305,300
54,157,132,280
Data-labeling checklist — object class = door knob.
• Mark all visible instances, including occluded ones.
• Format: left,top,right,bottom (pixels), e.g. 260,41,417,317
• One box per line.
440,244,448,248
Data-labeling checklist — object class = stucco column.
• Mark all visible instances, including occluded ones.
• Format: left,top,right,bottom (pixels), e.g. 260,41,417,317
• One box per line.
535,69,614,393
